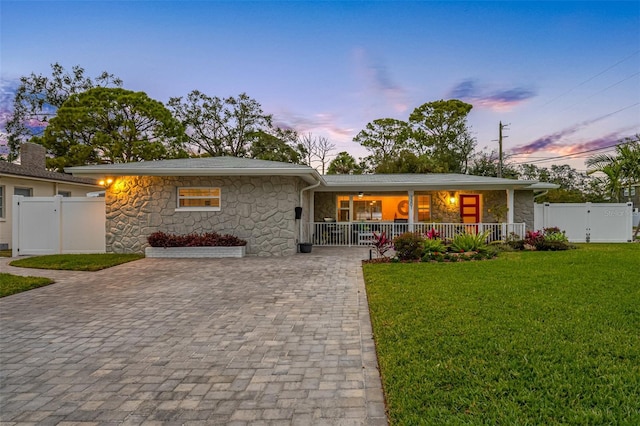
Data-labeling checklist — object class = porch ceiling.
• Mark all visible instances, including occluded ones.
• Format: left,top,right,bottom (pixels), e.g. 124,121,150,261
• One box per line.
317,173,541,192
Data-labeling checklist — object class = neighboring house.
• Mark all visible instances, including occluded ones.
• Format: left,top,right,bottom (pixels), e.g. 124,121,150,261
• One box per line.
621,183,640,208
0,143,101,250
67,157,557,256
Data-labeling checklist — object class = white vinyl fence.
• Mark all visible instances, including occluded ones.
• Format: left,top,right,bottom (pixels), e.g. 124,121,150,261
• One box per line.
12,195,105,256
534,202,634,243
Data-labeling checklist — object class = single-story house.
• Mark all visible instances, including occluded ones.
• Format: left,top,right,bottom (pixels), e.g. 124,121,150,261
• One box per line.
0,143,101,250
67,157,557,256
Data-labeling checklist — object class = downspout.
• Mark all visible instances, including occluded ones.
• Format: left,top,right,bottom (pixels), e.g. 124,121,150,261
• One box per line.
299,177,322,244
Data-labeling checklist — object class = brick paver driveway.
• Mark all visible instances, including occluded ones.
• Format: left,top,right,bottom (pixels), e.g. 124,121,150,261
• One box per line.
0,248,387,425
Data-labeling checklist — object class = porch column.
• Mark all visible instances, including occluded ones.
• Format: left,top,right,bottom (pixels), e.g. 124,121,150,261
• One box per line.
408,190,414,232
506,189,515,223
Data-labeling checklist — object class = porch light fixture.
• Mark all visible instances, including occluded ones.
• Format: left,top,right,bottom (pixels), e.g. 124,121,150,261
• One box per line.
99,178,114,188
358,192,364,199
449,192,456,205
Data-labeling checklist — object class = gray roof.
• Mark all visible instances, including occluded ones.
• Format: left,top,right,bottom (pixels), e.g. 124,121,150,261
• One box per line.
66,157,556,190
319,173,542,190
0,161,99,186
67,156,313,172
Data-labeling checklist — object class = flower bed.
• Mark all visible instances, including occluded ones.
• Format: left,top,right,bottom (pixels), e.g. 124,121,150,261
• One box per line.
145,231,247,258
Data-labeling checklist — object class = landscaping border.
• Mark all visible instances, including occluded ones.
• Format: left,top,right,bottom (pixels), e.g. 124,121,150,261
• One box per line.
144,246,246,258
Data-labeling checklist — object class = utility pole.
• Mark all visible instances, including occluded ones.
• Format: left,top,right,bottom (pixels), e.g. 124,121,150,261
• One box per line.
498,121,509,178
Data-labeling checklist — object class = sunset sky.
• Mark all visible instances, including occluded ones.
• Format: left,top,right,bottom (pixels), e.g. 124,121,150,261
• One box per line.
1,1,638,172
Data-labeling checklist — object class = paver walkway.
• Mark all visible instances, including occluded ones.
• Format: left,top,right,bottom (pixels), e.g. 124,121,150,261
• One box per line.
0,248,387,425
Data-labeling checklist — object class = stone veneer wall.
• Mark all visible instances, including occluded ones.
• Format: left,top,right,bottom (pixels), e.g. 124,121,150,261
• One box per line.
106,175,304,256
314,192,338,221
513,190,534,230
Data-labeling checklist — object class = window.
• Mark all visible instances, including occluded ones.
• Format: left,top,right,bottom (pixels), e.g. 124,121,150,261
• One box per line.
0,186,4,218
58,191,72,197
177,187,221,211
415,193,431,222
14,187,33,197
337,197,350,222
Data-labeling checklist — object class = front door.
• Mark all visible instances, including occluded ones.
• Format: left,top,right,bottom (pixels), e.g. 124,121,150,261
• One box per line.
460,194,480,224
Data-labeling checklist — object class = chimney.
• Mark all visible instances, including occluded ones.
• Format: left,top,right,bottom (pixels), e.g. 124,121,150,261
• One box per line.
20,143,47,169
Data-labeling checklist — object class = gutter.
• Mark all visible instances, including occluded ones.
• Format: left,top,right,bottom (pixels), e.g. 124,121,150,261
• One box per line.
533,190,549,200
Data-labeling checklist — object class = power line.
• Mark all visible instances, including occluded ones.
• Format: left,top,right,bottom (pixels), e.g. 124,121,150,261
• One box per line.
511,138,636,165
536,50,640,110
555,71,640,115
515,50,640,137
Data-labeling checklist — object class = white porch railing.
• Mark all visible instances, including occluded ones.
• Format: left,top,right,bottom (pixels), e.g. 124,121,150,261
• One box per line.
307,222,526,246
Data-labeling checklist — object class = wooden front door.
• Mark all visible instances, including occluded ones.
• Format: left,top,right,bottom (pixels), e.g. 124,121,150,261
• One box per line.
460,194,480,224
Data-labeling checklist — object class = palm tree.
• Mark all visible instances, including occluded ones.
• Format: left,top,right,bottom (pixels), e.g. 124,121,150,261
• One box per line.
586,135,640,202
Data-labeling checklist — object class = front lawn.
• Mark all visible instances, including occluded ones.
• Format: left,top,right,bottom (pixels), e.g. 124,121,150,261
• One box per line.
364,244,640,425
0,273,54,297
10,253,144,271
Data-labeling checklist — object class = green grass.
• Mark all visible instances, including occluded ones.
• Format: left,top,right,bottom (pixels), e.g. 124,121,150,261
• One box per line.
364,244,640,425
0,249,12,258
9,253,144,271
0,273,54,297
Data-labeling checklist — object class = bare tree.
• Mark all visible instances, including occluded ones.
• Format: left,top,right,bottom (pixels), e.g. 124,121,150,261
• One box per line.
296,132,336,173
316,136,336,174
298,132,317,167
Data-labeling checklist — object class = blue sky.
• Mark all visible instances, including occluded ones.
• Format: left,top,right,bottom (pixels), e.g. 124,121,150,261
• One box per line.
1,1,639,171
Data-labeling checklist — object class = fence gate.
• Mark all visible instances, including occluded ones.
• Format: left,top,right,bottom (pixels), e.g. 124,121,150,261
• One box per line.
534,202,633,243
12,195,105,256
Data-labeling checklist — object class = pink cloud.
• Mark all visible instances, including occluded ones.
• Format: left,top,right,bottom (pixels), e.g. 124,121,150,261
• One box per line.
448,79,536,111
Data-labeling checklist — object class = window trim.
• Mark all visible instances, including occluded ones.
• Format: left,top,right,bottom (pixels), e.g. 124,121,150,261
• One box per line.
176,187,221,212
14,187,33,197
415,193,432,222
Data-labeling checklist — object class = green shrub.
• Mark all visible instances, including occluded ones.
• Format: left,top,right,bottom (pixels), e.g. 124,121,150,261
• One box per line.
422,238,446,254
544,227,569,243
450,230,491,253
393,232,425,261
536,240,573,251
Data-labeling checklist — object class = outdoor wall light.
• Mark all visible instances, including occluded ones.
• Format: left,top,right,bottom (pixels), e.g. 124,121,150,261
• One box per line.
358,192,364,198
99,178,114,187
449,192,457,205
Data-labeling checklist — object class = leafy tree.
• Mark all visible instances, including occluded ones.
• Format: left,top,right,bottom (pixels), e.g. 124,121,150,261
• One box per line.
468,150,519,179
515,163,607,203
327,151,362,175
375,151,443,174
4,63,121,160
35,87,187,171
409,99,476,173
168,91,272,157
353,118,410,167
249,129,301,163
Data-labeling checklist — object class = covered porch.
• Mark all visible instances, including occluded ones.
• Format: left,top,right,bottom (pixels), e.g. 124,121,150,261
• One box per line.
306,188,528,246
307,221,526,246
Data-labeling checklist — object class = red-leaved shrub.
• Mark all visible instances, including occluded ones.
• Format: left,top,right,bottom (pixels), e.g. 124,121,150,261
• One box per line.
147,231,247,248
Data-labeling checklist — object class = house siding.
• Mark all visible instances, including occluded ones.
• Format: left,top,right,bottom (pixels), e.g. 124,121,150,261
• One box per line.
106,175,305,256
